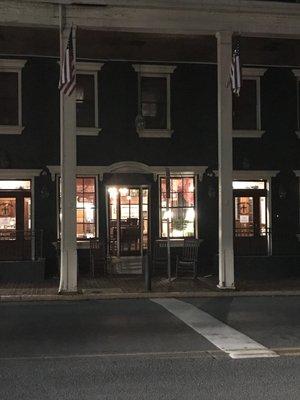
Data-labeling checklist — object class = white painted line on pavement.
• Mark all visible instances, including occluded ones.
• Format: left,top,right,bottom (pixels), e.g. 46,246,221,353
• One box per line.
151,298,279,359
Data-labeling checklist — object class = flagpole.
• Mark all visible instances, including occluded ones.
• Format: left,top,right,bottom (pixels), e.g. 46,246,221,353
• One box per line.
58,5,78,293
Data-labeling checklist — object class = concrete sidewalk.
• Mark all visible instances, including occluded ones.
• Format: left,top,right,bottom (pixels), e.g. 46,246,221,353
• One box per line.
0,275,300,302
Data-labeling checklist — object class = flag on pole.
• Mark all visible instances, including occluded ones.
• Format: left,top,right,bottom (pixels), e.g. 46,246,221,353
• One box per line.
59,27,76,96
229,43,241,96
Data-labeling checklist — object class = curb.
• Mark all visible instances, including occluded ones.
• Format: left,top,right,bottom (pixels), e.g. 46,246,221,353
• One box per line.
1,290,300,302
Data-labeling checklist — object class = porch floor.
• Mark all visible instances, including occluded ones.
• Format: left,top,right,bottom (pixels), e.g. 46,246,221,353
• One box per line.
0,275,299,297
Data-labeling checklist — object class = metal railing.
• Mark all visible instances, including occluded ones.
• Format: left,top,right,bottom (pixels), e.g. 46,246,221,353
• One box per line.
0,229,43,261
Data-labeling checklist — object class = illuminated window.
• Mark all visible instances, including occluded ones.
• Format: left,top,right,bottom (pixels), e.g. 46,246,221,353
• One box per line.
160,177,196,238
59,177,97,240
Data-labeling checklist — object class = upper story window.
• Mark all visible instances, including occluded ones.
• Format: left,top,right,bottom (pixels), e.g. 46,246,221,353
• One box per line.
292,69,300,137
160,176,196,238
233,68,266,138
133,64,176,138
0,59,26,135
76,62,103,136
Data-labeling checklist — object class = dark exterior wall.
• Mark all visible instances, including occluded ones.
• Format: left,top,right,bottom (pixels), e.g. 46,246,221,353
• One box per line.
0,58,60,168
233,67,300,171
78,62,218,166
0,57,299,170
34,176,58,276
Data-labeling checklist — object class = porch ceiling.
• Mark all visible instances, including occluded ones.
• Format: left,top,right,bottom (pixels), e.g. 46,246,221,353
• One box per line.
1,0,300,38
2,26,300,67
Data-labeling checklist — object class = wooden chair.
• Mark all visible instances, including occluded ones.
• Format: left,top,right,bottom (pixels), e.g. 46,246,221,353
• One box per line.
152,240,168,276
176,238,199,278
89,237,109,278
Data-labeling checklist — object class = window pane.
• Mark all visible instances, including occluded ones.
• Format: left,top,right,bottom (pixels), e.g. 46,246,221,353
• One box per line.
24,197,31,231
76,177,96,238
60,177,97,239
0,198,16,234
0,72,18,125
83,178,96,193
141,77,167,129
234,196,254,237
232,181,265,190
76,74,95,128
233,79,257,130
260,197,267,236
0,180,30,190
160,176,196,238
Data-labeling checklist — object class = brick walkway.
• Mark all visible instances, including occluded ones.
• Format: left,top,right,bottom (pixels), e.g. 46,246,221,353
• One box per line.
0,275,212,296
0,275,299,297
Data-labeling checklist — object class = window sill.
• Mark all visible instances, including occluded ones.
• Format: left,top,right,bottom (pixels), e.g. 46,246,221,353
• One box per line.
0,125,24,135
76,127,101,136
137,129,173,138
233,130,265,138
295,130,300,139
156,238,203,247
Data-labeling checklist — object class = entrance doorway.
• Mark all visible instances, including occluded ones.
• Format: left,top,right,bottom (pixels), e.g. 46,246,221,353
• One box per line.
107,186,149,258
233,181,269,255
0,180,32,260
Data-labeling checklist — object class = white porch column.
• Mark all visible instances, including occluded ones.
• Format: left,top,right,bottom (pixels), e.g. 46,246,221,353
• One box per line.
58,20,78,293
216,31,235,289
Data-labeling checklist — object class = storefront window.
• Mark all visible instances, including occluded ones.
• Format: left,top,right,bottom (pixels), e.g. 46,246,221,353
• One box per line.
59,177,96,240
160,176,196,238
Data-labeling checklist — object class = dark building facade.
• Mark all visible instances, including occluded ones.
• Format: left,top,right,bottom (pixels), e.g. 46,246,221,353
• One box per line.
1,0,300,286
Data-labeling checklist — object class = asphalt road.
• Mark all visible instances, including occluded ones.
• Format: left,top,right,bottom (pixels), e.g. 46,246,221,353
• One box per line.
0,296,299,399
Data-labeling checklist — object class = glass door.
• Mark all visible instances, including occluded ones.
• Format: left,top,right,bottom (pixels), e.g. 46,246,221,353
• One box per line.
234,190,268,255
107,186,149,257
0,192,31,260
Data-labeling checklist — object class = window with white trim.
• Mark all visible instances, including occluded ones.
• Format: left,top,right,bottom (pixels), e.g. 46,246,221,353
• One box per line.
233,68,266,138
292,69,300,137
76,62,103,136
58,176,97,240
159,176,196,238
0,59,26,135
133,64,176,138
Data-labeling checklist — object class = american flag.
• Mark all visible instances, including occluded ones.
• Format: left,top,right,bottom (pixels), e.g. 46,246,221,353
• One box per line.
229,44,241,96
59,27,76,96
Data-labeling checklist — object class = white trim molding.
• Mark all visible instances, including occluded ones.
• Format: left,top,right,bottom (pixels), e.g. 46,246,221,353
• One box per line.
242,68,267,78
76,61,104,136
292,69,300,135
47,163,208,183
0,59,27,135
132,65,176,75
138,129,173,138
133,64,176,138
233,129,265,138
0,169,41,179
232,170,278,180
0,125,24,135
233,67,267,138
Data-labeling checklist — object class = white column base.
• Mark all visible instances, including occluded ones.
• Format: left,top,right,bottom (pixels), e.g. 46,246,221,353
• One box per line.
58,248,78,294
217,283,236,290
